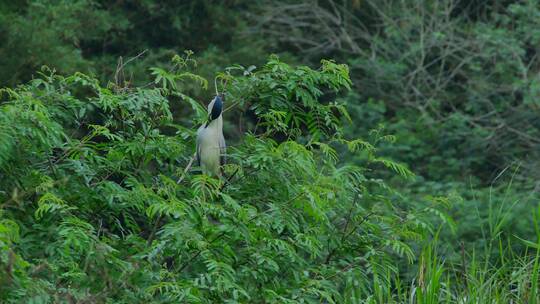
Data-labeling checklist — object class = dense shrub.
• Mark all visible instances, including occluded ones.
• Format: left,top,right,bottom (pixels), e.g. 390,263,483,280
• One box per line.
0,57,443,302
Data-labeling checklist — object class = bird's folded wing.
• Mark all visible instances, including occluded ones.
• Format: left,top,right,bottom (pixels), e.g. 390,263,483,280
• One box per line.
196,127,203,167
219,133,226,166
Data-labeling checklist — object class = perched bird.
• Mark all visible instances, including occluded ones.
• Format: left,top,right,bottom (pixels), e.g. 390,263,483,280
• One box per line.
196,95,226,176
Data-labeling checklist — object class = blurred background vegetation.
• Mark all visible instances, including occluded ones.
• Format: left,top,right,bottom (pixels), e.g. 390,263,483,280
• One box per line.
1,0,540,302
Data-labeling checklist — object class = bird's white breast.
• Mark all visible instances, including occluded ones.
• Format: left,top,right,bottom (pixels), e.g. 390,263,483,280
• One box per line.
197,118,222,176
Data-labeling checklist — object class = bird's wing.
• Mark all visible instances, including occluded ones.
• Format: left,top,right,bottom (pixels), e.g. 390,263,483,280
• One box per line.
219,133,226,166
196,127,203,167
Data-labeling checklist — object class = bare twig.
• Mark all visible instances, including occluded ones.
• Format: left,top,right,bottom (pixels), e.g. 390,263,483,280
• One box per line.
325,211,374,264
177,152,197,184
114,49,148,90
220,167,240,191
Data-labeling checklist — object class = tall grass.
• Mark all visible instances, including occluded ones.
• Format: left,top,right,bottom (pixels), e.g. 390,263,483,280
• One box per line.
350,176,540,303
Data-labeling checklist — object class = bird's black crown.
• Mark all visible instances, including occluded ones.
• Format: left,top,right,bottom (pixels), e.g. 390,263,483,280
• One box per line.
210,95,223,121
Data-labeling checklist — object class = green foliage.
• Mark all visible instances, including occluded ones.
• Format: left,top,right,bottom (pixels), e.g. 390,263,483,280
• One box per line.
151,51,209,91
0,0,118,86
0,0,267,91
256,0,540,183
0,58,443,302
2,0,540,301
223,56,351,141
348,0,540,182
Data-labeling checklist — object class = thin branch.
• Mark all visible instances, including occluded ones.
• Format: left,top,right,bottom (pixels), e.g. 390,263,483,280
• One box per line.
325,211,374,264
114,49,148,90
177,152,197,184
220,167,240,191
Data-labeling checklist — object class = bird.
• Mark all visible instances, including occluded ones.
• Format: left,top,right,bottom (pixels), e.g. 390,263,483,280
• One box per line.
196,95,226,177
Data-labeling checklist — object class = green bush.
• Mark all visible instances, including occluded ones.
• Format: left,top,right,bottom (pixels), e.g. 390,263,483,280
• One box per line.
0,57,443,302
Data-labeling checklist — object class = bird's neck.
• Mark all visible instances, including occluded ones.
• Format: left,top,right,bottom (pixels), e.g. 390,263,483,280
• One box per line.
207,115,223,130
